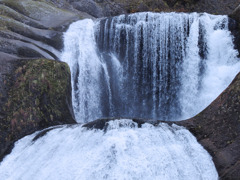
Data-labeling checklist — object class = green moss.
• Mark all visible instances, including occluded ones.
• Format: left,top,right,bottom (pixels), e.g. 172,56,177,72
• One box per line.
4,58,73,137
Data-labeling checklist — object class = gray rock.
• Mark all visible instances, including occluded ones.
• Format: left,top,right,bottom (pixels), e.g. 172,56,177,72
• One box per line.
71,0,104,18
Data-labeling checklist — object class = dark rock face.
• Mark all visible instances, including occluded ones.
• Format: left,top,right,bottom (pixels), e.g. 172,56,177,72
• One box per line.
0,59,76,161
99,0,240,15
176,72,240,179
230,5,240,23
230,6,240,58
71,0,104,18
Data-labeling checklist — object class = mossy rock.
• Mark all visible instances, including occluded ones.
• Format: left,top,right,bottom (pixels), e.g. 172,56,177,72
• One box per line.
0,58,75,161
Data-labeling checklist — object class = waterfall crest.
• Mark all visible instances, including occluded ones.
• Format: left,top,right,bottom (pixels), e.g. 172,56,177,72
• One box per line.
62,12,240,123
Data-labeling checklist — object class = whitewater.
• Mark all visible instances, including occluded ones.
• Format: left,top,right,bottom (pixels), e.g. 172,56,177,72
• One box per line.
62,12,240,122
1,12,239,180
0,120,218,180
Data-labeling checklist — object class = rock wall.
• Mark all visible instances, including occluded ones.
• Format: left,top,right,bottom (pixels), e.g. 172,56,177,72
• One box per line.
230,5,240,58
0,58,75,161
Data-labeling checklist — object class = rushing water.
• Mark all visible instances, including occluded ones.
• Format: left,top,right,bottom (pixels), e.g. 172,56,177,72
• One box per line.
0,120,218,180
1,12,239,179
62,12,239,123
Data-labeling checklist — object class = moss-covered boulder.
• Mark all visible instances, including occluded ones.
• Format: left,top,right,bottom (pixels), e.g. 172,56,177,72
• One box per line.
0,58,75,161
176,72,240,179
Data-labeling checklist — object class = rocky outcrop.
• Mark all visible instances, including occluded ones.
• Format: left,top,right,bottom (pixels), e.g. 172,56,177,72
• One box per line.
0,58,76,161
230,5,240,23
230,5,240,58
0,0,86,138
176,72,240,179
0,0,91,61
96,0,239,15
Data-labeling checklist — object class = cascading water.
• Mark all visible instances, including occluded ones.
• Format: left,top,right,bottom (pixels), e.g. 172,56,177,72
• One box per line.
62,12,240,123
0,120,218,180
1,12,239,179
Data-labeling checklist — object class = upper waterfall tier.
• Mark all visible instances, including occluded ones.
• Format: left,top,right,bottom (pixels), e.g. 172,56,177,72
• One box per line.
62,12,240,123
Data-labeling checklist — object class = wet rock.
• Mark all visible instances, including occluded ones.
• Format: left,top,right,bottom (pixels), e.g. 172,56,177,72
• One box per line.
83,118,163,130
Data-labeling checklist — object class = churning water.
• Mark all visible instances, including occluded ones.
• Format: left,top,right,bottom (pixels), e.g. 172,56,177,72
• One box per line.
0,120,218,180
1,12,239,180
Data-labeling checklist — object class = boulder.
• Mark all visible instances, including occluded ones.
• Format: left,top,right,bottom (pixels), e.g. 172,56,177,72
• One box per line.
0,58,76,161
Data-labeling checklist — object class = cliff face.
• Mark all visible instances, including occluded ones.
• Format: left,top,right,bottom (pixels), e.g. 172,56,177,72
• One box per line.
0,58,75,161
101,0,239,15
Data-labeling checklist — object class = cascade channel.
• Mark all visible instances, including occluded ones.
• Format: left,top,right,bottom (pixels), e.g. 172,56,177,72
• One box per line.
0,12,239,180
62,12,240,123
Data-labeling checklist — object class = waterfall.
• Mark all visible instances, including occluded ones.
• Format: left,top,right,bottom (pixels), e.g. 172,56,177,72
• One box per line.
62,12,240,123
1,12,233,179
0,120,218,180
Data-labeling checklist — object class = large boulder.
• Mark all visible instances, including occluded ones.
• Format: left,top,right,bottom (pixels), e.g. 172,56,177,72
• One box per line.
0,58,76,161
177,72,240,179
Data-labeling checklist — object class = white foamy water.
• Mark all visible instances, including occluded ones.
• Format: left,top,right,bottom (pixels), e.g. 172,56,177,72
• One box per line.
62,12,240,123
0,120,218,180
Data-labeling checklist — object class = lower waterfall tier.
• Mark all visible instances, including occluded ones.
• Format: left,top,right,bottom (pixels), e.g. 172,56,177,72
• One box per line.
0,120,218,180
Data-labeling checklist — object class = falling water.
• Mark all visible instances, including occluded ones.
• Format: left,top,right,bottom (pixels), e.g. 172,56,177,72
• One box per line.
0,120,218,180
62,12,239,123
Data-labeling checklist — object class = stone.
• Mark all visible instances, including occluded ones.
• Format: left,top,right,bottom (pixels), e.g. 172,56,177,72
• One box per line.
0,58,76,161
